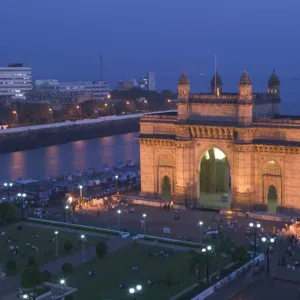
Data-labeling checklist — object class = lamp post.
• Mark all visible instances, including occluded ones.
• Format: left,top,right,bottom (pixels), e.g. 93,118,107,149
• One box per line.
167,99,172,109
49,108,53,123
249,222,261,256
12,110,18,125
54,231,59,257
60,279,65,296
79,185,83,203
18,193,26,217
4,182,13,201
126,101,130,113
115,175,118,191
261,237,275,274
129,284,142,298
81,234,86,262
65,205,69,223
202,245,212,285
142,213,147,235
144,100,148,111
76,105,82,118
199,221,204,244
117,209,121,230
22,294,29,299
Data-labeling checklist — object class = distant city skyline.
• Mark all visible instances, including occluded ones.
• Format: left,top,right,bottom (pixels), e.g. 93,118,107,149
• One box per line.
1,0,300,90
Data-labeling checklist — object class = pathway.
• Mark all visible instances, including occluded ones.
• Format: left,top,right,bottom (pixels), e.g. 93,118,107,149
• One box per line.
0,224,134,299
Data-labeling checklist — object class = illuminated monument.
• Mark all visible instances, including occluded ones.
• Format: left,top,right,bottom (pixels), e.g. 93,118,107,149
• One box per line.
139,68,300,212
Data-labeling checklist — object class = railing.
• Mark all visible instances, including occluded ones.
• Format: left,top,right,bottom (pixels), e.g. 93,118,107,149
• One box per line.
141,115,178,121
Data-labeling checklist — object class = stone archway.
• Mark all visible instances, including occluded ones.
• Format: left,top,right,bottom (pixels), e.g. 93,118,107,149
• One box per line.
262,160,282,210
161,176,171,201
198,147,231,208
267,185,277,213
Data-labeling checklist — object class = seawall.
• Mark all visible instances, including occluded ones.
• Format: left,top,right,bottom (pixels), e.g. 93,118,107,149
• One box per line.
0,118,139,153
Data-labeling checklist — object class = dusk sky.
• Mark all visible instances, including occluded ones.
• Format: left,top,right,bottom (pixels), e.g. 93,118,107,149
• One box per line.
1,0,300,90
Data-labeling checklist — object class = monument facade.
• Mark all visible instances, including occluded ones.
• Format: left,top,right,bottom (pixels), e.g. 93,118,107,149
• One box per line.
139,69,300,211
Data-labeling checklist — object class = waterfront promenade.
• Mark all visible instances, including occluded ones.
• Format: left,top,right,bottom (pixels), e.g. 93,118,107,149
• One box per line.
0,110,176,135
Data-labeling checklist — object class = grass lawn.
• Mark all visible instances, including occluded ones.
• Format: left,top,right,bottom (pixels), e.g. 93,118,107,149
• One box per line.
67,243,231,300
0,223,107,274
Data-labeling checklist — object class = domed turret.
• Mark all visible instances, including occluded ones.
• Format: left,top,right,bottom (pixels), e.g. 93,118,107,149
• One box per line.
178,70,190,86
268,69,280,95
211,72,223,95
239,68,252,86
177,70,190,101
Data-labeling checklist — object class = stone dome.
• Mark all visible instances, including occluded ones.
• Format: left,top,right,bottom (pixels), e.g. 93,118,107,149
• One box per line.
178,70,190,85
268,69,280,86
211,72,223,85
239,69,252,86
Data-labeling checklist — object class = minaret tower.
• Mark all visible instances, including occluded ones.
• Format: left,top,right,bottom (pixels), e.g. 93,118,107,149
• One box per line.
238,68,253,125
177,70,190,120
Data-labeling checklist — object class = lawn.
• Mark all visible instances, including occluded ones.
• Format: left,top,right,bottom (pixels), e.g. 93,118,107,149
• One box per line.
0,223,107,274
66,243,231,300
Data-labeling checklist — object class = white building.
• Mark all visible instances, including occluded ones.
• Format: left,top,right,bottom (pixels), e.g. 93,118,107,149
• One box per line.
138,72,156,91
0,64,32,99
58,81,110,99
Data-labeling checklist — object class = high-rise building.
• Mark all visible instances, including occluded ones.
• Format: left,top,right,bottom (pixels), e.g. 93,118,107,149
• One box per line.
138,72,156,91
0,63,32,100
58,80,110,99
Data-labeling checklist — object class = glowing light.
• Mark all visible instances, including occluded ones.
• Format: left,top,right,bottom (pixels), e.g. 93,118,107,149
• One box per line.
136,285,142,291
129,288,135,294
207,245,212,251
204,148,226,160
262,237,267,242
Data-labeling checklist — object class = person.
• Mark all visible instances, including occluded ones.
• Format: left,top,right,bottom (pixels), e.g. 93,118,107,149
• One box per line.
132,266,138,271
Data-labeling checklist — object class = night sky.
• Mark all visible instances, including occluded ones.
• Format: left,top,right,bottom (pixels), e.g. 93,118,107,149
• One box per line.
1,0,300,91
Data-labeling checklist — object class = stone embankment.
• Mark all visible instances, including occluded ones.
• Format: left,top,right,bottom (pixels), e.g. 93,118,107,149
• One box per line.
0,118,139,153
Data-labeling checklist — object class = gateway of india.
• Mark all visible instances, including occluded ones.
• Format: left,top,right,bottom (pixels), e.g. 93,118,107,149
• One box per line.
139,68,300,212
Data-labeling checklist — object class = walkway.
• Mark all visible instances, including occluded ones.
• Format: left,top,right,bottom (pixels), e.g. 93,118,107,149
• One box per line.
0,224,134,299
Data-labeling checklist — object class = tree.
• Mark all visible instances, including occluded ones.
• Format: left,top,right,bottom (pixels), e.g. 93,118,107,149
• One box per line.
0,202,20,225
64,240,73,252
158,273,180,299
61,262,73,274
96,241,108,259
21,266,43,289
6,260,16,274
28,256,36,267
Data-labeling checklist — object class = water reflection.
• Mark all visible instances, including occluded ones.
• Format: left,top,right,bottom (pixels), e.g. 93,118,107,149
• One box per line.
0,132,139,182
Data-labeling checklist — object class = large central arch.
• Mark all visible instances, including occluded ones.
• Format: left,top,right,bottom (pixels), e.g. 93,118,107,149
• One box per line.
198,147,231,208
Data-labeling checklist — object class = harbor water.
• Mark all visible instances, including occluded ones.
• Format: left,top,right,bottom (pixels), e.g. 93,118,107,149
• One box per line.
0,132,140,182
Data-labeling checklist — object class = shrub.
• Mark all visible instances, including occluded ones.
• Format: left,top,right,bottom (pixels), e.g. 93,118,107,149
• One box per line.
6,260,16,273
21,266,43,289
61,262,73,274
64,240,73,252
96,241,108,259
43,270,52,280
28,256,36,267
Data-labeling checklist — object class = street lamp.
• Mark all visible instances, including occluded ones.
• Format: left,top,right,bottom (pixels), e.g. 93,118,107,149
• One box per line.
199,221,204,243
249,222,261,256
79,185,83,202
115,175,118,191
76,105,82,118
128,285,142,297
117,209,121,230
49,108,53,123
142,213,147,235
202,245,212,285
144,100,148,111
81,234,86,262
167,99,172,109
54,231,59,257
4,182,13,201
65,205,69,223
12,110,18,124
261,237,275,274
22,295,29,299
18,193,26,217
60,279,66,296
